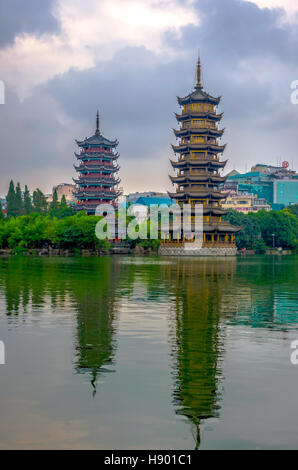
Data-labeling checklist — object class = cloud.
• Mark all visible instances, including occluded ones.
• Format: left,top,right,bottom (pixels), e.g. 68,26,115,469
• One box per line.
0,0,60,47
0,0,298,195
0,0,198,99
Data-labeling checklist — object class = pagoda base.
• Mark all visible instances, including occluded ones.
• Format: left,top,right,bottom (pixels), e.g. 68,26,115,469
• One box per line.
159,244,237,257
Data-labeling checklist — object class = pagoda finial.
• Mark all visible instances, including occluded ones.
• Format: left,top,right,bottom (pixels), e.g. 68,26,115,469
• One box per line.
95,110,100,135
196,53,202,88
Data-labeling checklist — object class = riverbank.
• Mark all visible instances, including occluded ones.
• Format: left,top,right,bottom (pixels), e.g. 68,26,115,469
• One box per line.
0,245,156,257
0,247,293,257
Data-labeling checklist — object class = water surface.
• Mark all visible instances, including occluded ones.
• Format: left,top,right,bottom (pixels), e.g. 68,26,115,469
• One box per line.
0,255,297,449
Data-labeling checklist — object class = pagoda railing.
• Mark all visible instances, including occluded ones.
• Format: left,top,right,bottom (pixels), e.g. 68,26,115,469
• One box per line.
181,110,220,118
161,240,234,247
182,122,217,130
178,155,219,162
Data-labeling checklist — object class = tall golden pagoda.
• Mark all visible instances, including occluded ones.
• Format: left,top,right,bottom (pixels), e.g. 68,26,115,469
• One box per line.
162,56,241,256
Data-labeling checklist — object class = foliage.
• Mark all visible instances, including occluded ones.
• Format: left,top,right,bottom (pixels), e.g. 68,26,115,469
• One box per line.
0,213,109,251
0,201,4,221
224,209,298,250
252,238,267,254
23,185,32,214
6,180,17,217
32,188,48,214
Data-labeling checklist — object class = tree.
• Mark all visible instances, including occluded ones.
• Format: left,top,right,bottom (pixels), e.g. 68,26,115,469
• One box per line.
60,195,67,209
15,182,23,216
23,185,32,214
55,194,75,218
253,238,267,254
49,189,59,216
33,188,48,214
6,180,17,217
0,200,4,220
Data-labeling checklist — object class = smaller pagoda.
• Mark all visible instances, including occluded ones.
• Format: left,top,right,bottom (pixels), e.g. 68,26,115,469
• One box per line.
73,112,121,215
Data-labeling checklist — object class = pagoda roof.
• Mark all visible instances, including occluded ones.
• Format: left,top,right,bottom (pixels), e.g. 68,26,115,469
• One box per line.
203,206,228,216
169,174,226,184
175,111,223,122
172,143,226,153
75,190,120,198
168,190,226,200
76,133,118,148
177,86,221,106
173,127,224,138
202,223,242,233
74,163,119,173
73,176,120,185
170,158,227,169
75,151,119,160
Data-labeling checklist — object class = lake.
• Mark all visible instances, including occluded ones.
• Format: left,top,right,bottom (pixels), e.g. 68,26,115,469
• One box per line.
0,255,297,449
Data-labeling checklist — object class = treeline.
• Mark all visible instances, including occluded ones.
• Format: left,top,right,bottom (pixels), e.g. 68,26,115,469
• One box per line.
224,206,298,253
2,180,74,218
0,212,108,253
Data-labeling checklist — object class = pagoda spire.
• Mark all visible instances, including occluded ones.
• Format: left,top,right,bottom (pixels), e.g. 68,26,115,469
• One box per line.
95,110,100,135
196,54,202,88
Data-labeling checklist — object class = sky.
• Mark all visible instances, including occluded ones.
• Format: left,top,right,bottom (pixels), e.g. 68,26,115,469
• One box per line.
0,0,298,195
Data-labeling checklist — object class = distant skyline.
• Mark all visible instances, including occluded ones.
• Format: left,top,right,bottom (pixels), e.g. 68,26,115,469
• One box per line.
0,0,298,196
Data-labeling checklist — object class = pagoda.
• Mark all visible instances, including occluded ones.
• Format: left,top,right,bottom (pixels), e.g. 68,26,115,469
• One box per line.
162,56,241,256
74,111,121,215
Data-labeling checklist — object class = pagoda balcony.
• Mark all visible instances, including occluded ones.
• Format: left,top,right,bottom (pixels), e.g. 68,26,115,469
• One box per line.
172,143,226,153
75,187,119,194
168,189,227,200
170,157,227,169
175,111,223,122
74,164,119,172
75,151,119,160
82,146,113,153
75,190,120,199
170,174,226,184
173,127,224,138
73,166,119,177
73,175,120,184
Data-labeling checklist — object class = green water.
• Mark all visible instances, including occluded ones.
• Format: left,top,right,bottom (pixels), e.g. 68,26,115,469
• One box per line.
0,255,297,449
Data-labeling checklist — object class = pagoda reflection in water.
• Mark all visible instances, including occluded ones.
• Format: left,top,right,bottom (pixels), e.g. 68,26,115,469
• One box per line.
163,258,236,449
73,258,121,396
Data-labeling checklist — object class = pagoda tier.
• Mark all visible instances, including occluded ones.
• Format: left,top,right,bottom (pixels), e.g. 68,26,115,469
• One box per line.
177,87,221,106
74,111,121,215
167,56,241,247
74,190,120,199
170,174,227,184
175,111,223,122
172,143,226,153
73,164,119,173
73,177,121,185
75,152,119,161
174,127,224,138
168,190,226,200
170,158,227,169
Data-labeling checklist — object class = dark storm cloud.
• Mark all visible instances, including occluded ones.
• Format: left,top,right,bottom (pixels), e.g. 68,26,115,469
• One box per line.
0,0,59,47
1,0,298,194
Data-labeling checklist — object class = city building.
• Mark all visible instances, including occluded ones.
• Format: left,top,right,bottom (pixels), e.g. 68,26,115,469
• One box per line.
134,196,173,207
126,192,169,204
161,56,240,255
53,183,75,202
73,111,121,215
221,192,271,213
224,163,298,209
